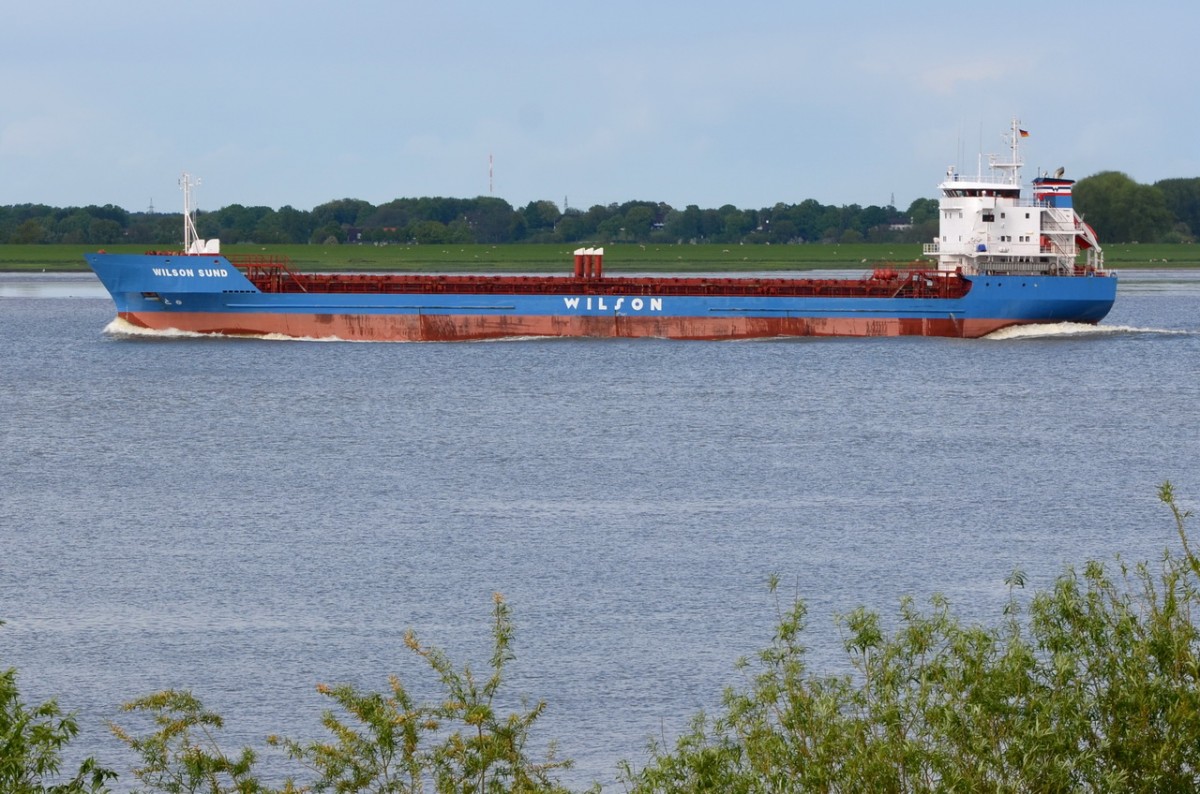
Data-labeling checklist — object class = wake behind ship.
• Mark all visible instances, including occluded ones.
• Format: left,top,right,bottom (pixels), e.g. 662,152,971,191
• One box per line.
86,121,1116,341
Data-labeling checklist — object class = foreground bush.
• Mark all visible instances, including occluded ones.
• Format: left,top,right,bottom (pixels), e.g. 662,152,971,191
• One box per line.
4,485,1199,791
0,621,116,793
110,592,572,793
621,483,1200,792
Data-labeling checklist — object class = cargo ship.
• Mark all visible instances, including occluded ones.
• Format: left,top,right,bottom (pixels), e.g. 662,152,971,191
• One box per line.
86,120,1115,341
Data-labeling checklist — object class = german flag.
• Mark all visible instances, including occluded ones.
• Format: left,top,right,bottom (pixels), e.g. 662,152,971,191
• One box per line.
1019,129,1030,138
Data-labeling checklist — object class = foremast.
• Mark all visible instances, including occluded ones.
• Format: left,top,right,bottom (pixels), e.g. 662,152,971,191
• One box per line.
923,118,1104,276
180,172,220,255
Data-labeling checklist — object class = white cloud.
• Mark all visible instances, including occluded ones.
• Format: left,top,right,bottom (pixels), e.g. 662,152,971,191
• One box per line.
912,58,1034,97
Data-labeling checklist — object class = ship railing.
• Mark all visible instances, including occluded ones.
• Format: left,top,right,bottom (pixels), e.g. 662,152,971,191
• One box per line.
229,254,309,293
926,249,1103,278
237,269,975,299
227,253,293,266
1039,243,1075,257
981,259,1071,275
1041,207,1076,232
876,269,970,300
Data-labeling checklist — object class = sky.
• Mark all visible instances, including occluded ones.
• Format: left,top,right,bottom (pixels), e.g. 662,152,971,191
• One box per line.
2,1,1197,216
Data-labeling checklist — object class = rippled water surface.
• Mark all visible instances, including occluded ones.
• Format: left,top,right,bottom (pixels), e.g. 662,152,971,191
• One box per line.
2,270,1199,789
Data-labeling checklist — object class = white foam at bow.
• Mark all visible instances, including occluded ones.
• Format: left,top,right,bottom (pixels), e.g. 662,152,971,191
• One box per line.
984,322,1192,340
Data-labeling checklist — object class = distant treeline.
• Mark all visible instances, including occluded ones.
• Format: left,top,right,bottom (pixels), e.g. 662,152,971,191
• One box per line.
1,171,1196,247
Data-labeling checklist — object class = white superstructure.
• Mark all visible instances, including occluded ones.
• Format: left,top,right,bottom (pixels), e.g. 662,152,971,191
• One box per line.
923,119,1103,276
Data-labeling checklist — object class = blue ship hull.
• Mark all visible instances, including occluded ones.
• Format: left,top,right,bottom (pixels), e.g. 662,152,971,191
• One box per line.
84,252,1117,340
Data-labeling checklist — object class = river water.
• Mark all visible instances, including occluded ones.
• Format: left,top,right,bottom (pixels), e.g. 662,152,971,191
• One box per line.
2,270,1198,790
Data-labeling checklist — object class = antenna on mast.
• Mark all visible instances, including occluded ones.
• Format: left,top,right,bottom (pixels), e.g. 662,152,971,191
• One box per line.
489,153,494,195
178,171,217,253
180,171,201,252
988,117,1025,185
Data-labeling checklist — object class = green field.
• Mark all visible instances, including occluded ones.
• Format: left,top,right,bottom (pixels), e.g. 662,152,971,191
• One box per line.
2,242,1198,273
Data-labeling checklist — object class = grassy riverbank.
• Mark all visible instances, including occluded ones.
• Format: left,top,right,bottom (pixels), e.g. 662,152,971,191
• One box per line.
3,242,1198,273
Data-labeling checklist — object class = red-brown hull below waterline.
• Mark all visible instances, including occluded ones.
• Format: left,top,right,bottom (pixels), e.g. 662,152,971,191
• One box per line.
114,311,1055,340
